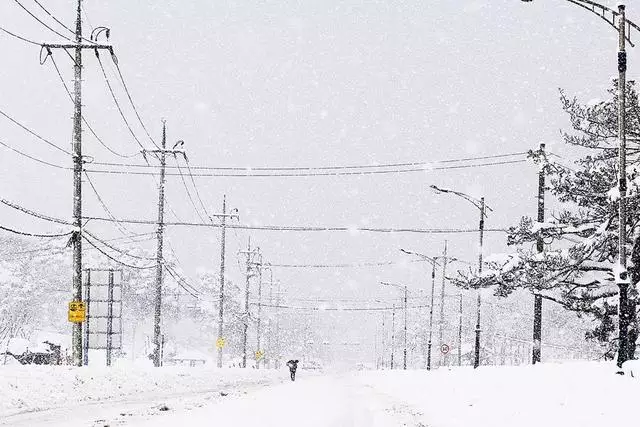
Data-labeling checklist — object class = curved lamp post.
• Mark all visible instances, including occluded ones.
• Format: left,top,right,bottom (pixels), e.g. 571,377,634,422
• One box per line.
431,185,492,369
400,249,459,370
521,0,640,367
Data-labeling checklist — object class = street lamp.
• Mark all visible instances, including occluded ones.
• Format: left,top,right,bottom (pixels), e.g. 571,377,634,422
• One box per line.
401,249,463,369
520,0,640,368
431,185,492,369
380,281,408,370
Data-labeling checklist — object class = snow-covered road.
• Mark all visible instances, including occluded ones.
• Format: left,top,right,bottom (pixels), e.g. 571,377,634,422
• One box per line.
1,373,425,427
4,362,640,427
137,373,425,427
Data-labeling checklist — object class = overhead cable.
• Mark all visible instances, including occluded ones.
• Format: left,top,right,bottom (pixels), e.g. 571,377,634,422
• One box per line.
0,25,41,45
0,108,71,155
90,151,528,172
80,216,509,234
109,54,161,149
95,51,147,150
49,54,139,158
0,224,72,238
12,0,73,42
251,302,430,311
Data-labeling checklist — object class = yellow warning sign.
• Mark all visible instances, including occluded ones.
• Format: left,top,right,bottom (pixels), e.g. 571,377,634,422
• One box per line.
255,350,264,361
68,301,86,323
216,337,226,349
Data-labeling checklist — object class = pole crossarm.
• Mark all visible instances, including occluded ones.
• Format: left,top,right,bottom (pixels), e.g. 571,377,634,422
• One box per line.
41,43,113,50
565,0,640,46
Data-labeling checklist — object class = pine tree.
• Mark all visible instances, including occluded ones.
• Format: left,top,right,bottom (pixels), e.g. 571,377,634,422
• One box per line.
454,81,640,365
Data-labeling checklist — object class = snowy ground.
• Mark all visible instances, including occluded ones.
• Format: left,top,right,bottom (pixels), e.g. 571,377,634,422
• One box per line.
1,361,639,426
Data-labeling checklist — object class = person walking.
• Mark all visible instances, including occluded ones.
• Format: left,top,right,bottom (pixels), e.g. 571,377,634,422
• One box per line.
286,359,299,381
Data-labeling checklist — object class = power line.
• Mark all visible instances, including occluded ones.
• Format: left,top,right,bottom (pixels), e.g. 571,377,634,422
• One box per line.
268,259,427,268
251,302,430,311
0,198,71,226
108,53,160,150
82,235,155,270
90,151,528,172
0,224,72,238
0,108,71,155
12,0,73,42
49,54,139,158
0,197,509,236
84,171,137,238
31,0,76,36
0,138,67,169
175,160,207,223
95,51,147,151
165,264,200,299
182,157,212,219
83,230,156,261
80,216,510,234
83,159,528,178
0,24,41,45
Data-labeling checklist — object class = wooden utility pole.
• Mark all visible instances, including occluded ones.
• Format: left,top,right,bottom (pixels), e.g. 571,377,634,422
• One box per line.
42,0,113,366
533,143,546,364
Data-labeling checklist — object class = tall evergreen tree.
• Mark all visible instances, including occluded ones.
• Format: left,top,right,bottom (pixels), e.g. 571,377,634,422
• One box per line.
454,81,640,365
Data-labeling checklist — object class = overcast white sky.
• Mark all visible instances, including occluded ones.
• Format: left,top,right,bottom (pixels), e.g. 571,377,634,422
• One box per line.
0,0,631,360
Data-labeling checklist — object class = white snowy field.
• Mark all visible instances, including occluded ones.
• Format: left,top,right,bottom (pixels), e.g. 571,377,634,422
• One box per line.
1,361,639,426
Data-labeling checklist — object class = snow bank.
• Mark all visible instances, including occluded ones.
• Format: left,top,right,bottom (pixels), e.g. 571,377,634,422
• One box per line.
358,362,639,427
0,364,282,417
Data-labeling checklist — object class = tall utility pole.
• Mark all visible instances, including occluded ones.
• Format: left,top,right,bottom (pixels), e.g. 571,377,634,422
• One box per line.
274,280,281,368
427,262,436,370
381,282,408,370
403,286,408,370
217,196,226,369
475,197,486,369
439,240,448,366
255,259,264,369
142,122,186,367
266,268,273,369
215,196,238,368
616,4,631,368
390,305,396,369
239,239,260,368
458,293,463,366
152,123,167,368
43,0,112,367
533,143,546,364
241,238,252,368
381,313,386,369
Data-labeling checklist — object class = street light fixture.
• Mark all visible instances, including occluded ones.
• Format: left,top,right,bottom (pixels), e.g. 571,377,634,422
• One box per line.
400,249,463,369
380,281,408,370
431,185,491,369
519,0,640,368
